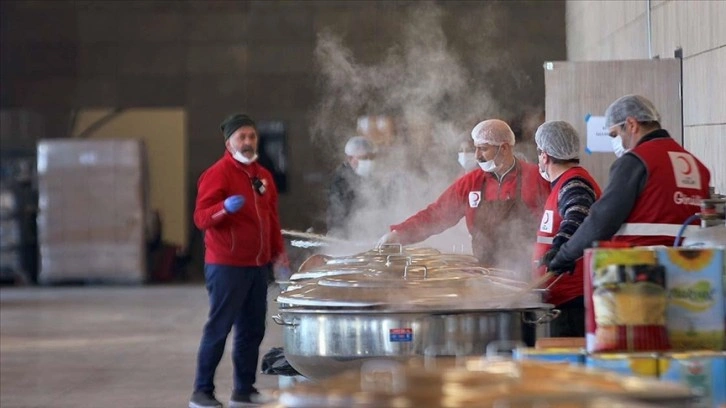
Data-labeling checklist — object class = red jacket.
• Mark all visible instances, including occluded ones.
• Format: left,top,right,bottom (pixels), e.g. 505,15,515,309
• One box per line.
533,167,601,306
391,160,550,244
612,137,710,246
194,152,285,267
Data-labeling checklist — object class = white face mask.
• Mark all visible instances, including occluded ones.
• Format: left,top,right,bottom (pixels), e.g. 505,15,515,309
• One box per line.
538,163,550,181
233,149,258,165
611,136,627,158
355,159,374,177
477,146,500,173
458,152,477,170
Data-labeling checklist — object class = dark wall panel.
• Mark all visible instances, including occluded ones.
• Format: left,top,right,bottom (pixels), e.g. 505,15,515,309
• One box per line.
0,0,566,273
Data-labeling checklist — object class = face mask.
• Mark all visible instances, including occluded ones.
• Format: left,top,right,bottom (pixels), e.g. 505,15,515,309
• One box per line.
611,136,627,158
458,152,476,170
355,159,374,177
538,163,550,181
478,146,500,173
233,149,258,164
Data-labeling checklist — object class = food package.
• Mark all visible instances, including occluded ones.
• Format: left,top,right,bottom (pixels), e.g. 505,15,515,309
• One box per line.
36,139,148,284
586,248,670,352
585,353,662,378
659,351,726,408
657,248,725,351
513,347,585,365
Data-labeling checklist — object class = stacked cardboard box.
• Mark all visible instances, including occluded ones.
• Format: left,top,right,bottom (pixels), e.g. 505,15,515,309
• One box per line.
37,139,148,284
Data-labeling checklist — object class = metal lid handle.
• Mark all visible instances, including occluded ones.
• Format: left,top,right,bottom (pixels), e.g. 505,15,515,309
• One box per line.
403,264,428,279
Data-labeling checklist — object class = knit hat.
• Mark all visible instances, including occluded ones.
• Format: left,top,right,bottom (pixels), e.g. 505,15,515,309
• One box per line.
220,114,257,140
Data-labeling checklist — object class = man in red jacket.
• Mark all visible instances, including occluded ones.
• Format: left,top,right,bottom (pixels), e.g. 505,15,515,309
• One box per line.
532,121,602,337
189,114,288,408
378,119,550,272
546,95,711,273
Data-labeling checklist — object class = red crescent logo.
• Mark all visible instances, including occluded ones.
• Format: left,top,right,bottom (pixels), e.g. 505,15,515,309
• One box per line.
543,212,550,223
677,156,693,175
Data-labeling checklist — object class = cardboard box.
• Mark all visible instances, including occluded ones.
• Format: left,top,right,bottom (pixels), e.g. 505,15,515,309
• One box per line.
36,139,148,284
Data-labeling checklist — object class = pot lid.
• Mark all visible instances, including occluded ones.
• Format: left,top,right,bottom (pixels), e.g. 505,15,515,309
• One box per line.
321,245,451,266
293,252,481,281
277,272,540,309
292,262,486,282
282,246,542,309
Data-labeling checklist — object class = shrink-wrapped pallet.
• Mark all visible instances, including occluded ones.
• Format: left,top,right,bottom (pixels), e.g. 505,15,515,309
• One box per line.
37,139,148,284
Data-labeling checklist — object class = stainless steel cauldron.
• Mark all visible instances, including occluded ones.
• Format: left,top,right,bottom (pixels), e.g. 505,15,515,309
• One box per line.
275,248,557,380
272,306,558,380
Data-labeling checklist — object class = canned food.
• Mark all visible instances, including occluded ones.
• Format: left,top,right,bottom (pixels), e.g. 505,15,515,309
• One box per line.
514,347,585,365
659,351,726,408
586,353,662,378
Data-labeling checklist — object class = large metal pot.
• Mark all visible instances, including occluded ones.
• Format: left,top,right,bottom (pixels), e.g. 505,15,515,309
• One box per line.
273,306,558,380
276,247,555,379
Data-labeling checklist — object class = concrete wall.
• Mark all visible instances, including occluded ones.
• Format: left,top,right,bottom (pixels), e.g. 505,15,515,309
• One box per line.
1,0,566,272
566,0,726,194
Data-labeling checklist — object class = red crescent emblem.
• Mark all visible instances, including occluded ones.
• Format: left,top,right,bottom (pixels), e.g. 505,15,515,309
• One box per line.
472,192,480,201
543,212,550,223
677,156,693,175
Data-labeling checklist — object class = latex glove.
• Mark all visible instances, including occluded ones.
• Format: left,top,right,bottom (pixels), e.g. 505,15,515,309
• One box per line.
376,230,400,248
547,254,576,275
223,195,245,213
275,264,292,282
273,254,291,283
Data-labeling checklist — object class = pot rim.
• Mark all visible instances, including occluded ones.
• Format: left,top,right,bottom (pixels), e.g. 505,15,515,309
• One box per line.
276,304,554,315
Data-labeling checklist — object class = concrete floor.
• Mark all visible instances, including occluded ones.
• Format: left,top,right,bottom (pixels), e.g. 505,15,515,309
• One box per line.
0,285,285,408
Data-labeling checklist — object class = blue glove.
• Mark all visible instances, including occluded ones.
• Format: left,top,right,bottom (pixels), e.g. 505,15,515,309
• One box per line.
275,265,292,282
223,195,245,213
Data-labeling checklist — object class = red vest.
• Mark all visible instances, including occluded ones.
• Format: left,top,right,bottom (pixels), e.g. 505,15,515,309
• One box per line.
533,167,602,306
611,138,710,246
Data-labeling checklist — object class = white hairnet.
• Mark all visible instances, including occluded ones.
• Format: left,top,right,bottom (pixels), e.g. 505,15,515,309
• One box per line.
605,94,661,127
344,136,376,156
535,120,580,160
470,120,516,146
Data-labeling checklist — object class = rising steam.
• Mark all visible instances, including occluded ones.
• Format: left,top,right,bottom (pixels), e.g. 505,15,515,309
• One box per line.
310,2,541,280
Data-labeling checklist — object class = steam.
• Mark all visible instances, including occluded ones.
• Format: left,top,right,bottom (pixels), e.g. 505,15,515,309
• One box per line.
311,2,541,280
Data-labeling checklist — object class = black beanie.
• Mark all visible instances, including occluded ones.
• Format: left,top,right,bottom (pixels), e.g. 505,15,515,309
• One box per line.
220,114,257,140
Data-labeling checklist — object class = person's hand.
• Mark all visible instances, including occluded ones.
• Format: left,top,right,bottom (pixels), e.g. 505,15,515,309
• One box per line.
273,254,291,282
274,264,292,282
377,230,400,248
223,195,245,213
547,255,576,275
538,248,558,268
